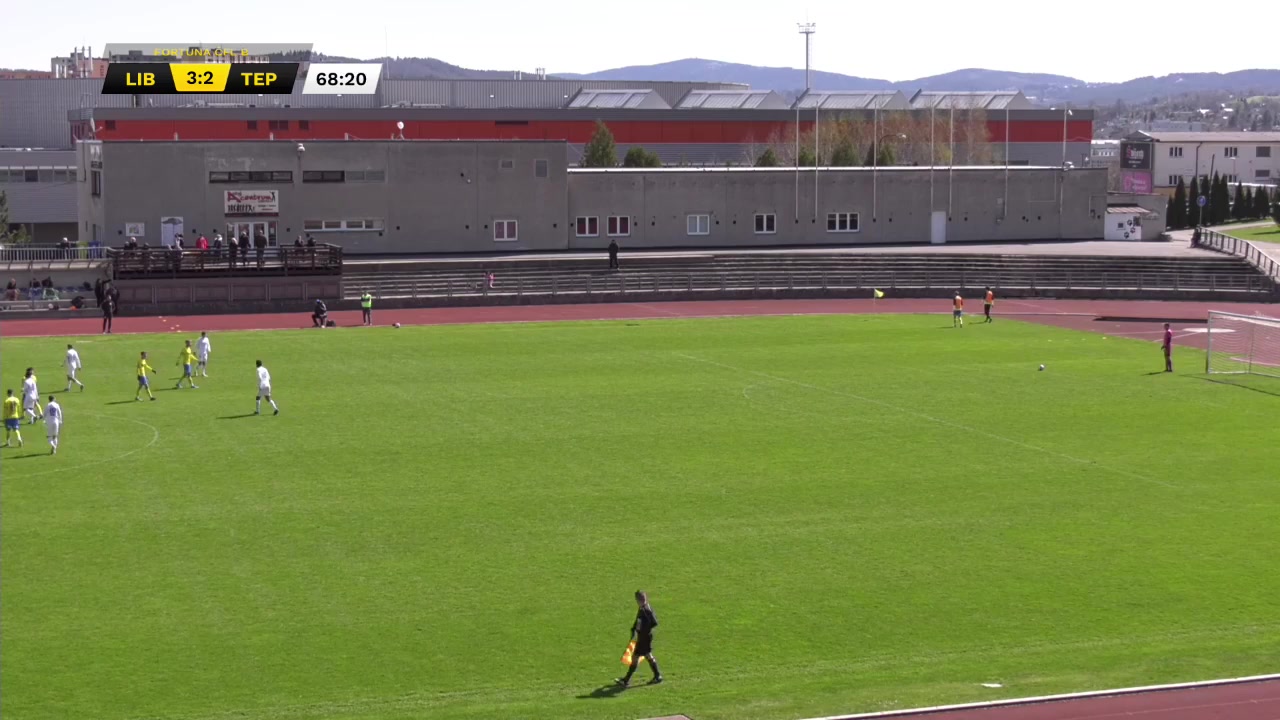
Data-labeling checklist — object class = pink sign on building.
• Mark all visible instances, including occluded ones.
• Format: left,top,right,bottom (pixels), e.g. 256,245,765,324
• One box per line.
1121,171,1152,194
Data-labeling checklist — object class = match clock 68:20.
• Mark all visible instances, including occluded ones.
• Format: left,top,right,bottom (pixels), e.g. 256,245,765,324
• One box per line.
301,63,382,95
315,71,368,87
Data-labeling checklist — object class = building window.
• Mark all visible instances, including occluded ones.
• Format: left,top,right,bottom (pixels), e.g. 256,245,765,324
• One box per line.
209,171,292,183
1168,146,1183,158
1258,146,1272,158
53,169,71,182
686,214,710,235
1224,147,1238,158
247,121,258,130
299,120,310,131
301,219,384,232
24,169,38,182
1223,174,1238,184
104,120,116,131
826,212,860,233
499,159,515,170
345,170,386,182
575,216,599,237
1167,175,1181,186
494,220,518,242
302,170,344,183
607,215,630,237
754,213,776,234
534,159,549,178
90,170,101,196
267,120,290,131
1256,169,1272,179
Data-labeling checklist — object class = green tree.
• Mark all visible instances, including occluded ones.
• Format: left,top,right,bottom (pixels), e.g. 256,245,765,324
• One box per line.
1188,176,1202,226
1243,186,1255,219
754,148,780,167
0,190,30,244
582,120,618,167
1257,186,1273,219
621,147,661,168
1232,182,1245,221
863,144,895,167
1171,177,1188,229
797,147,816,167
829,139,859,167
1216,175,1231,224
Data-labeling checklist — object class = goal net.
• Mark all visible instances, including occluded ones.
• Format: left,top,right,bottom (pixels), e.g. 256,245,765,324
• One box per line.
1205,311,1280,378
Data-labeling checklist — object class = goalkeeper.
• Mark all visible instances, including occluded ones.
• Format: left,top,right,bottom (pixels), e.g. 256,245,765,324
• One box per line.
616,590,663,687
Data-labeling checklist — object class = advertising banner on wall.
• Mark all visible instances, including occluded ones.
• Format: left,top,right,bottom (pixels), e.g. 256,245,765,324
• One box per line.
224,190,280,217
124,222,145,238
1120,142,1152,170
1121,171,1153,194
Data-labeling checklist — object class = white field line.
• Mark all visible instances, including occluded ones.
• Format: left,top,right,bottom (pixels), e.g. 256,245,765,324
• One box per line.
15,411,160,478
674,352,1176,489
797,672,1280,720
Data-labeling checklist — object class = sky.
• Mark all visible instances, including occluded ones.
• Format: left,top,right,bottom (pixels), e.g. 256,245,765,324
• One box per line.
2,0,1274,83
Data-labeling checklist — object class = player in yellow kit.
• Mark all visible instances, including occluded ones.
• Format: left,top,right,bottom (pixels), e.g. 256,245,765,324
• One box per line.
4,389,23,447
136,352,157,401
175,340,200,389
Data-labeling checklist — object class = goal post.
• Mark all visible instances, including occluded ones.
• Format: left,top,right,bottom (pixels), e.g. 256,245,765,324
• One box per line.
1205,311,1280,378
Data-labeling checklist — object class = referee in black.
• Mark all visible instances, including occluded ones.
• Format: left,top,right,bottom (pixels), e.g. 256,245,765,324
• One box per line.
616,590,663,687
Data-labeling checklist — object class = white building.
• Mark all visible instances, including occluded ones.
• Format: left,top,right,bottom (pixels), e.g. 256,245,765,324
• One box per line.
1125,131,1280,192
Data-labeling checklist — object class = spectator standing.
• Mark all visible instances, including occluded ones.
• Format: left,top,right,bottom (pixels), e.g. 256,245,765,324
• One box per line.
196,232,209,252
228,233,240,268
608,238,620,270
360,290,374,326
254,231,267,269
101,290,115,334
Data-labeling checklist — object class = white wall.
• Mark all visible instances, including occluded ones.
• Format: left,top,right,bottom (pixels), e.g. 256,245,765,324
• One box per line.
1153,141,1280,187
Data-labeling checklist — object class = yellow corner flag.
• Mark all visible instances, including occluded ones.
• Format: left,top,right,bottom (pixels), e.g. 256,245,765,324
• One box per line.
873,289,885,299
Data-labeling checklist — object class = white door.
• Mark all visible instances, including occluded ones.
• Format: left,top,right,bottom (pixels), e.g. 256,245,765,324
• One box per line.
930,211,947,245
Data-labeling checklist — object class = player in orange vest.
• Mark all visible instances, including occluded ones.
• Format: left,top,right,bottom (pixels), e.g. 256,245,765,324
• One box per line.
983,287,995,323
952,292,964,328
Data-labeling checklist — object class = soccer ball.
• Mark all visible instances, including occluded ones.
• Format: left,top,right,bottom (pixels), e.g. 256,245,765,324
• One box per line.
394,322,402,329
1039,364,1045,371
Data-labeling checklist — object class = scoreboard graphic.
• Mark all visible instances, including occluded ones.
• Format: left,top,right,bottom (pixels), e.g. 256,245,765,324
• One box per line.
99,43,381,95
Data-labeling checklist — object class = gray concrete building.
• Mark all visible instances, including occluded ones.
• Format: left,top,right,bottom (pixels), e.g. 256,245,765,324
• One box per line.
78,140,1107,253
0,148,79,242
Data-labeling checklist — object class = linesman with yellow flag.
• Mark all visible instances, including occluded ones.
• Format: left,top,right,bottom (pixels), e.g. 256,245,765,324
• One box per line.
615,590,663,687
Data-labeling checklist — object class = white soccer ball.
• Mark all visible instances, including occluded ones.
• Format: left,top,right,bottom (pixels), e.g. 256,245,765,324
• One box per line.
394,322,402,329
1039,364,1045,371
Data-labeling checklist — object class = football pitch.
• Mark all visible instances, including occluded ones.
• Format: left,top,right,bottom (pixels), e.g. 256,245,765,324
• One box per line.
3,314,1279,720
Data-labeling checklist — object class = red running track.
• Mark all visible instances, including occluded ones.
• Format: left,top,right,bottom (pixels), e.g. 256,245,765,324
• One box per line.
4,299,1278,349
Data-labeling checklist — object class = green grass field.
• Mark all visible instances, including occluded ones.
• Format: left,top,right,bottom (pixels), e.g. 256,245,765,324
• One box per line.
3,316,1280,720
1225,223,1280,244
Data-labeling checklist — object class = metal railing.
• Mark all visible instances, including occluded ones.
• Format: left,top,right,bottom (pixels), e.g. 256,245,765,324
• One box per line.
107,244,343,279
1199,229,1280,281
347,269,1277,302
0,244,110,263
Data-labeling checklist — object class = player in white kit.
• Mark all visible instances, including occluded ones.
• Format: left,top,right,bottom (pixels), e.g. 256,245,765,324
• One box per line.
196,332,212,377
22,368,41,424
255,360,279,416
44,395,63,454
65,344,85,391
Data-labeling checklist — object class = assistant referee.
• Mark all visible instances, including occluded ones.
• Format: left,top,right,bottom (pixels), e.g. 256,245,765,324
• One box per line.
616,590,663,687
